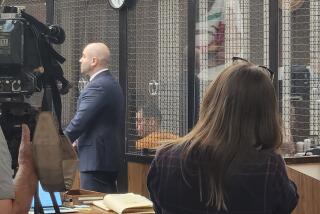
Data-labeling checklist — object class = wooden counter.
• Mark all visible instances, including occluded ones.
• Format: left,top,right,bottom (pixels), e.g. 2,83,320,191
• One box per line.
76,205,114,213
287,163,320,214
126,154,153,198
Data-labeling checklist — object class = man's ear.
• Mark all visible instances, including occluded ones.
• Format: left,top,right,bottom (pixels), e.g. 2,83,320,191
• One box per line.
91,57,98,66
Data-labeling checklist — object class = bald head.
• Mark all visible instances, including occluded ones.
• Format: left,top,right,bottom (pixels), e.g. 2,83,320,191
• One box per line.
79,42,111,76
85,43,110,66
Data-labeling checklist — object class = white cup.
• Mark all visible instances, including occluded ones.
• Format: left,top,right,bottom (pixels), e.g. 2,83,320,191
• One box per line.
296,141,305,153
304,139,311,151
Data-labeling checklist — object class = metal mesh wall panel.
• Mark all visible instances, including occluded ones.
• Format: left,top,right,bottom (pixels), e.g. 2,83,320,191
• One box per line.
196,0,308,155
196,0,226,111
196,0,270,109
126,0,188,154
280,0,320,154
54,0,119,128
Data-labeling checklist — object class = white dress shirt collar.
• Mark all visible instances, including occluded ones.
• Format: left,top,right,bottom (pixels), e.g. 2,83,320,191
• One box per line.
89,68,108,81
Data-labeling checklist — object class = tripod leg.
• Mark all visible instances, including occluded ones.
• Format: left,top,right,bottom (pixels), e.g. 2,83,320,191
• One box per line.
49,192,61,214
34,184,44,214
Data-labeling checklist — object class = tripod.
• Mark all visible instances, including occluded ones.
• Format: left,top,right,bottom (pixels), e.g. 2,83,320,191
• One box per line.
34,184,61,214
34,85,61,214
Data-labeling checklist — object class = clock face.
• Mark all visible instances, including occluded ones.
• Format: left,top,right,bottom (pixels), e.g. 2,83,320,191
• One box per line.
109,0,126,9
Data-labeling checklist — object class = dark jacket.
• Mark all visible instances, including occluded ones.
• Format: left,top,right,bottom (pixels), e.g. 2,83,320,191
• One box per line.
65,70,123,172
147,144,298,214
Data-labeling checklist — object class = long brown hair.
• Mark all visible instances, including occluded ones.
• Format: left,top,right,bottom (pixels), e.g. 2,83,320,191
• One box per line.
166,62,282,210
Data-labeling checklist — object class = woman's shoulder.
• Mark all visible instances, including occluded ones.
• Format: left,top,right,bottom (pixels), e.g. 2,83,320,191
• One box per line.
154,143,184,163
234,149,285,171
260,150,284,163
251,150,286,171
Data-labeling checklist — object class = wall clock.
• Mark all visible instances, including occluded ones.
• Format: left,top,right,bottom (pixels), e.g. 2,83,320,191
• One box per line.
109,0,127,9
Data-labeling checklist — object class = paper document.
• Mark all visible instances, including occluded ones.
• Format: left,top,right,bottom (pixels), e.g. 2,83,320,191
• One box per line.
93,193,154,214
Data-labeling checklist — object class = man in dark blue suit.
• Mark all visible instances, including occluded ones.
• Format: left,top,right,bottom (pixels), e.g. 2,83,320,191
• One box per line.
64,43,123,193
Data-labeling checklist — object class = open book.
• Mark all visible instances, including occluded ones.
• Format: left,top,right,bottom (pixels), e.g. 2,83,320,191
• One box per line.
93,193,155,214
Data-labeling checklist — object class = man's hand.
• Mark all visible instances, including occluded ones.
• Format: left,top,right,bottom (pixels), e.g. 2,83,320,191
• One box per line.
17,124,34,170
11,124,37,214
72,139,78,152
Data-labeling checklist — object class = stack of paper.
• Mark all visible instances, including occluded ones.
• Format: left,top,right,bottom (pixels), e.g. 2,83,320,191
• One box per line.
93,193,154,214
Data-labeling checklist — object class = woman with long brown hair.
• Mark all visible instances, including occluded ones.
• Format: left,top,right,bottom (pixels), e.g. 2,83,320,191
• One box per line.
147,59,298,214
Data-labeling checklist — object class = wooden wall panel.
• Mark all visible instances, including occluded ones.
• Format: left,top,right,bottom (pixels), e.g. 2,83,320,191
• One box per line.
127,162,150,197
287,164,320,214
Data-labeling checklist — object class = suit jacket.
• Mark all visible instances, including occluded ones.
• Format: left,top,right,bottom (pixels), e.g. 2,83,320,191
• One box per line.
65,70,123,172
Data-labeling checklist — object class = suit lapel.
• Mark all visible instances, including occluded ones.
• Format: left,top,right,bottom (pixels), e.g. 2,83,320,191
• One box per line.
77,70,109,110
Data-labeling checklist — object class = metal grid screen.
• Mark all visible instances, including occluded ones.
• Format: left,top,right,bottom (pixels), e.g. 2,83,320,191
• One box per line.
196,0,270,103
280,0,320,155
196,0,227,115
126,0,273,155
196,0,320,156
54,0,120,128
126,0,188,154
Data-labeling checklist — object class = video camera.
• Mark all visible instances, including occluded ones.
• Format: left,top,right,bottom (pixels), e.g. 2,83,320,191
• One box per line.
0,5,66,107
0,5,67,170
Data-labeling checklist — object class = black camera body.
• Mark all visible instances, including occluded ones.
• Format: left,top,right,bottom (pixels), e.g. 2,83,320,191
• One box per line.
0,9,42,106
0,6,66,111
0,6,67,171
